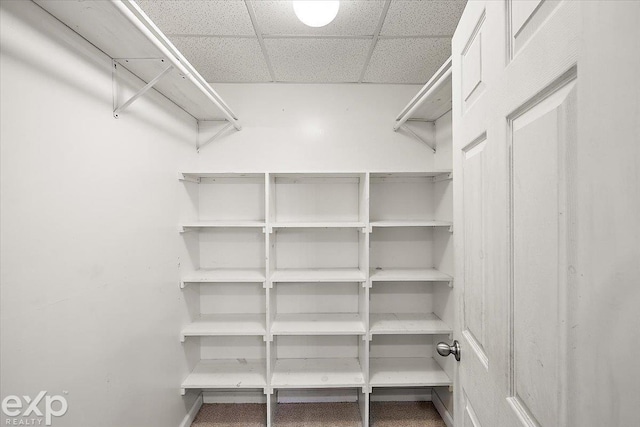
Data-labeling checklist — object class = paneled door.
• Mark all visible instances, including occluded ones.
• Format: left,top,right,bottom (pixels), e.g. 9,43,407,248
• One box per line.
451,1,640,426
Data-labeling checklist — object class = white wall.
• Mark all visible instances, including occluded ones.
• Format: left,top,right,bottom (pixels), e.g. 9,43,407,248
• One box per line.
0,2,198,426
571,2,640,426
196,83,445,172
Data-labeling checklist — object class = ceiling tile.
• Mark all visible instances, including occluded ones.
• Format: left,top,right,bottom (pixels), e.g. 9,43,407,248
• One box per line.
363,38,451,84
381,0,467,36
137,0,255,36
252,1,384,36
171,37,271,82
265,38,371,82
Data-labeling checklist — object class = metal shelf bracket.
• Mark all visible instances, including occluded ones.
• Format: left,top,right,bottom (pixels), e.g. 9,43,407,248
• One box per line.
112,58,173,118
196,121,237,152
399,123,436,153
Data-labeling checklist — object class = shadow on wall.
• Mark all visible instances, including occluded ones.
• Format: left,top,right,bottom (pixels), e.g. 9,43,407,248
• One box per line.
0,0,196,146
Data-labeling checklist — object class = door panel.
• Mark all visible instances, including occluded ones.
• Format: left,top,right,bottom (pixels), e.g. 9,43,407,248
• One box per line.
453,1,581,426
455,1,639,426
509,0,562,58
461,135,488,367
463,391,483,427
461,9,486,109
509,80,576,427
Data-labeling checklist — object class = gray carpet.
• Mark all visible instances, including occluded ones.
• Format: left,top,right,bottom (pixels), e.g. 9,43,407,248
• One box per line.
191,401,446,426
371,402,446,427
275,402,362,427
191,403,266,427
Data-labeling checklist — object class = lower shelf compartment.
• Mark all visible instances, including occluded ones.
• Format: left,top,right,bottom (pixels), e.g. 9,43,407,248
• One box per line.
274,402,362,427
192,403,267,427
271,358,365,388
369,357,451,387
370,401,446,427
181,359,267,393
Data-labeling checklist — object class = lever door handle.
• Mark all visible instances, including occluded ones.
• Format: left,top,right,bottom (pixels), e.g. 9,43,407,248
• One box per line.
436,340,460,361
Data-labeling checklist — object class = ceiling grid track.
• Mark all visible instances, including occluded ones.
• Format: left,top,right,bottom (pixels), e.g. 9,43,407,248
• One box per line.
378,35,453,40
358,0,392,83
263,34,372,40
244,0,276,82
167,34,454,41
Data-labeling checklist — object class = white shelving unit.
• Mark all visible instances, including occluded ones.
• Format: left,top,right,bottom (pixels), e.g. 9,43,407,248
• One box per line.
179,170,454,426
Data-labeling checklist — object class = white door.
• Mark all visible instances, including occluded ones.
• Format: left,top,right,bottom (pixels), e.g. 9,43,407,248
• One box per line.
451,1,640,426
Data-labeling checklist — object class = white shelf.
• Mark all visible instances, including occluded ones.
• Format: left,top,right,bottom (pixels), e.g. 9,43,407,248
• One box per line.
370,171,453,184
271,358,365,388
271,268,366,283
35,0,240,124
370,220,452,228
181,269,266,286
369,357,451,387
270,222,366,229
395,57,453,124
370,268,452,283
180,221,265,231
181,359,266,393
180,314,266,341
180,172,264,182
271,313,366,336
369,313,451,335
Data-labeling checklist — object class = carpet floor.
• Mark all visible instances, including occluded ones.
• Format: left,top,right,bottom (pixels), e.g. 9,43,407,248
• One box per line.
190,401,446,427
275,402,362,427
371,401,446,427
191,403,266,427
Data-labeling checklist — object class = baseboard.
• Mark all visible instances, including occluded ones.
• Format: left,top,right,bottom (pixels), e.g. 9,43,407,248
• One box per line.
432,391,454,427
179,393,203,427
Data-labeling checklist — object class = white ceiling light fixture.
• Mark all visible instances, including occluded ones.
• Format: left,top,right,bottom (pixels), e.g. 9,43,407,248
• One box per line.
293,1,340,28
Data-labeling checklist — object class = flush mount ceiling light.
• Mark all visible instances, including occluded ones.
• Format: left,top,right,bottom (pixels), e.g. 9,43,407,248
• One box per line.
293,1,340,28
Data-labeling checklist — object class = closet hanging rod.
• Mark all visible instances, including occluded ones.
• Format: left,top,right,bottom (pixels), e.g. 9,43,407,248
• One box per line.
112,0,241,130
394,57,452,131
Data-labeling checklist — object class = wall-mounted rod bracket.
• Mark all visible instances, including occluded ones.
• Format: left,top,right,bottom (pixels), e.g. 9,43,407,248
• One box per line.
112,58,173,118
197,121,235,151
398,123,436,153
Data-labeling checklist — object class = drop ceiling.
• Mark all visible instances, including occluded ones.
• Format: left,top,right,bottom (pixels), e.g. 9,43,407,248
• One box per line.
136,0,467,84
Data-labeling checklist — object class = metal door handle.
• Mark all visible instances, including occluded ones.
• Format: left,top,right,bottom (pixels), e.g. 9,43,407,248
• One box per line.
437,340,460,361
